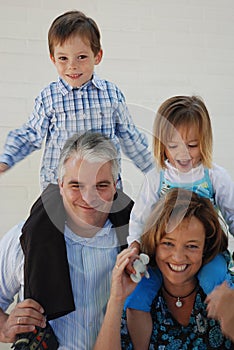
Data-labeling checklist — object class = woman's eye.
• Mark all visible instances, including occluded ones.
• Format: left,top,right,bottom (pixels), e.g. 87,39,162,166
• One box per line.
187,244,198,249
161,241,173,247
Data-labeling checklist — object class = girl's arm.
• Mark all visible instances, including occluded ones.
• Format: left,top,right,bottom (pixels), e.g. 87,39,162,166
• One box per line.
127,167,160,246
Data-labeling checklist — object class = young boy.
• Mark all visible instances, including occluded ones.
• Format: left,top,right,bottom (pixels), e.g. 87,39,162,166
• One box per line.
0,10,153,189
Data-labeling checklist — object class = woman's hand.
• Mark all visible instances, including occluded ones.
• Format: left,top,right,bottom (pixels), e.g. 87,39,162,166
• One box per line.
0,299,46,343
110,248,139,304
94,248,139,350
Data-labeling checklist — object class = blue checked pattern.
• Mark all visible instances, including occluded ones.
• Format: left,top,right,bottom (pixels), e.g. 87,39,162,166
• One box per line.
0,74,153,189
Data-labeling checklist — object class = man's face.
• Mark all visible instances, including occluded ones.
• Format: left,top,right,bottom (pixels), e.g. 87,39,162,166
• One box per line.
59,157,116,237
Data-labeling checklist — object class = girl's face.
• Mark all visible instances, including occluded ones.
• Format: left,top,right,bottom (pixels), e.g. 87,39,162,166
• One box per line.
156,216,205,290
165,124,201,172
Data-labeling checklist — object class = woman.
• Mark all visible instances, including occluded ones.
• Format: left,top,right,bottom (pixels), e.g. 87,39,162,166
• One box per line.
94,188,234,349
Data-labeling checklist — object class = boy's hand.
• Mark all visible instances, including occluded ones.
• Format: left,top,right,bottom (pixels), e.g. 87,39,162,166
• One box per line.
125,241,140,275
0,163,9,174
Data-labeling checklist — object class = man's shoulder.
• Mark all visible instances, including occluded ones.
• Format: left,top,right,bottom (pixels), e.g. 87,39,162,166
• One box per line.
0,221,24,249
108,190,134,227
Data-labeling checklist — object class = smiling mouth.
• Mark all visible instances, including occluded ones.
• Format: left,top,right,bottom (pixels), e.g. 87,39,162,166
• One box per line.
67,74,82,79
176,160,191,167
168,263,188,272
79,205,97,210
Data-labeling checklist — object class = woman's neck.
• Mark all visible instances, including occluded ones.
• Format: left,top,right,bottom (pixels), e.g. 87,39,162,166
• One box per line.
163,278,197,297
162,278,198,326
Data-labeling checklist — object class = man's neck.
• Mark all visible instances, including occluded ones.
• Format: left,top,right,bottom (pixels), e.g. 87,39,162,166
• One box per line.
66,219,107,238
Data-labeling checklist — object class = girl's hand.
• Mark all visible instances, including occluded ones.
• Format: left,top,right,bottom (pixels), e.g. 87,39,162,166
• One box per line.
125,242,140,275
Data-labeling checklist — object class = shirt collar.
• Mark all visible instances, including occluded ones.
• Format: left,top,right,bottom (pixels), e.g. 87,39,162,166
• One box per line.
64,219,113,244
57,73,105,96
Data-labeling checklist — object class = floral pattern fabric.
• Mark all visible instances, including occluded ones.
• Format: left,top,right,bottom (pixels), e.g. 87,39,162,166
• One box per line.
121,287,234,349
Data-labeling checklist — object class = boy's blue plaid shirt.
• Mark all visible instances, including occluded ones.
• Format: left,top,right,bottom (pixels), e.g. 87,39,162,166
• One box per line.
0,74,154,189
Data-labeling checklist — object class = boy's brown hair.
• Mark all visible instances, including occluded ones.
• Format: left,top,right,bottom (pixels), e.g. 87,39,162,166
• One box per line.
48,10,101,56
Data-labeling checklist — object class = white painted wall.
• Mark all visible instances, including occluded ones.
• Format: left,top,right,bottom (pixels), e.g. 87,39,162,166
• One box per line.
0,1,234,347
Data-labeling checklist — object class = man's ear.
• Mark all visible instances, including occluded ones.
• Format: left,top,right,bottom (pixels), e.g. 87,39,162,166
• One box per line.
50,54,56,64
94,49,103,65
58,180,64,196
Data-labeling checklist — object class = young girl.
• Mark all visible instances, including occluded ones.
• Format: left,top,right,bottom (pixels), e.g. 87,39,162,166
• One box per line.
125,95,234,349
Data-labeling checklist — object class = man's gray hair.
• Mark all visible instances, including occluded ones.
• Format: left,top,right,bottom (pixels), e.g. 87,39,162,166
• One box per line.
58,132,119,182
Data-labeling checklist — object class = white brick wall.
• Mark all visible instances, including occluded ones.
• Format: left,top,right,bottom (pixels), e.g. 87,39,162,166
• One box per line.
0,1,234,346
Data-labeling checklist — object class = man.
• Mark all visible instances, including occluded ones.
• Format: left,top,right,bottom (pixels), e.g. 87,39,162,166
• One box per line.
0,132,133,350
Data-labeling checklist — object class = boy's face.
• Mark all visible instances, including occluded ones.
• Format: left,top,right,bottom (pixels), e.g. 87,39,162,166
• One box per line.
50,35,102,88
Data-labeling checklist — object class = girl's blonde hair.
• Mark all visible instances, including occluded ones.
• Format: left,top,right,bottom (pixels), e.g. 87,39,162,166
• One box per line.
141,188,228,267
153,95,213,168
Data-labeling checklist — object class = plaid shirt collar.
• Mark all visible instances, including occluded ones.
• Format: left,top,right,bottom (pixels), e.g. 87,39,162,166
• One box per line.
57,72,105,96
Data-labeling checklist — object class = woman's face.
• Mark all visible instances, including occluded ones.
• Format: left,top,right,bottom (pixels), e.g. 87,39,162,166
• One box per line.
156,216,205,287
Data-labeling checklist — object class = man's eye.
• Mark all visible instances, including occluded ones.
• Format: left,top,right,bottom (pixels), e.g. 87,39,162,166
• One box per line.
96,184,108,190
71,184,81,189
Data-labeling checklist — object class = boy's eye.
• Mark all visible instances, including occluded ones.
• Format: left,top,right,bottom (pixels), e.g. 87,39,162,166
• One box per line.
58,56,67,61
78,55,87,60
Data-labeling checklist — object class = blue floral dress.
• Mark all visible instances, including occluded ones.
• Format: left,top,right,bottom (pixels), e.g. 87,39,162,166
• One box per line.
121,287,234,349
